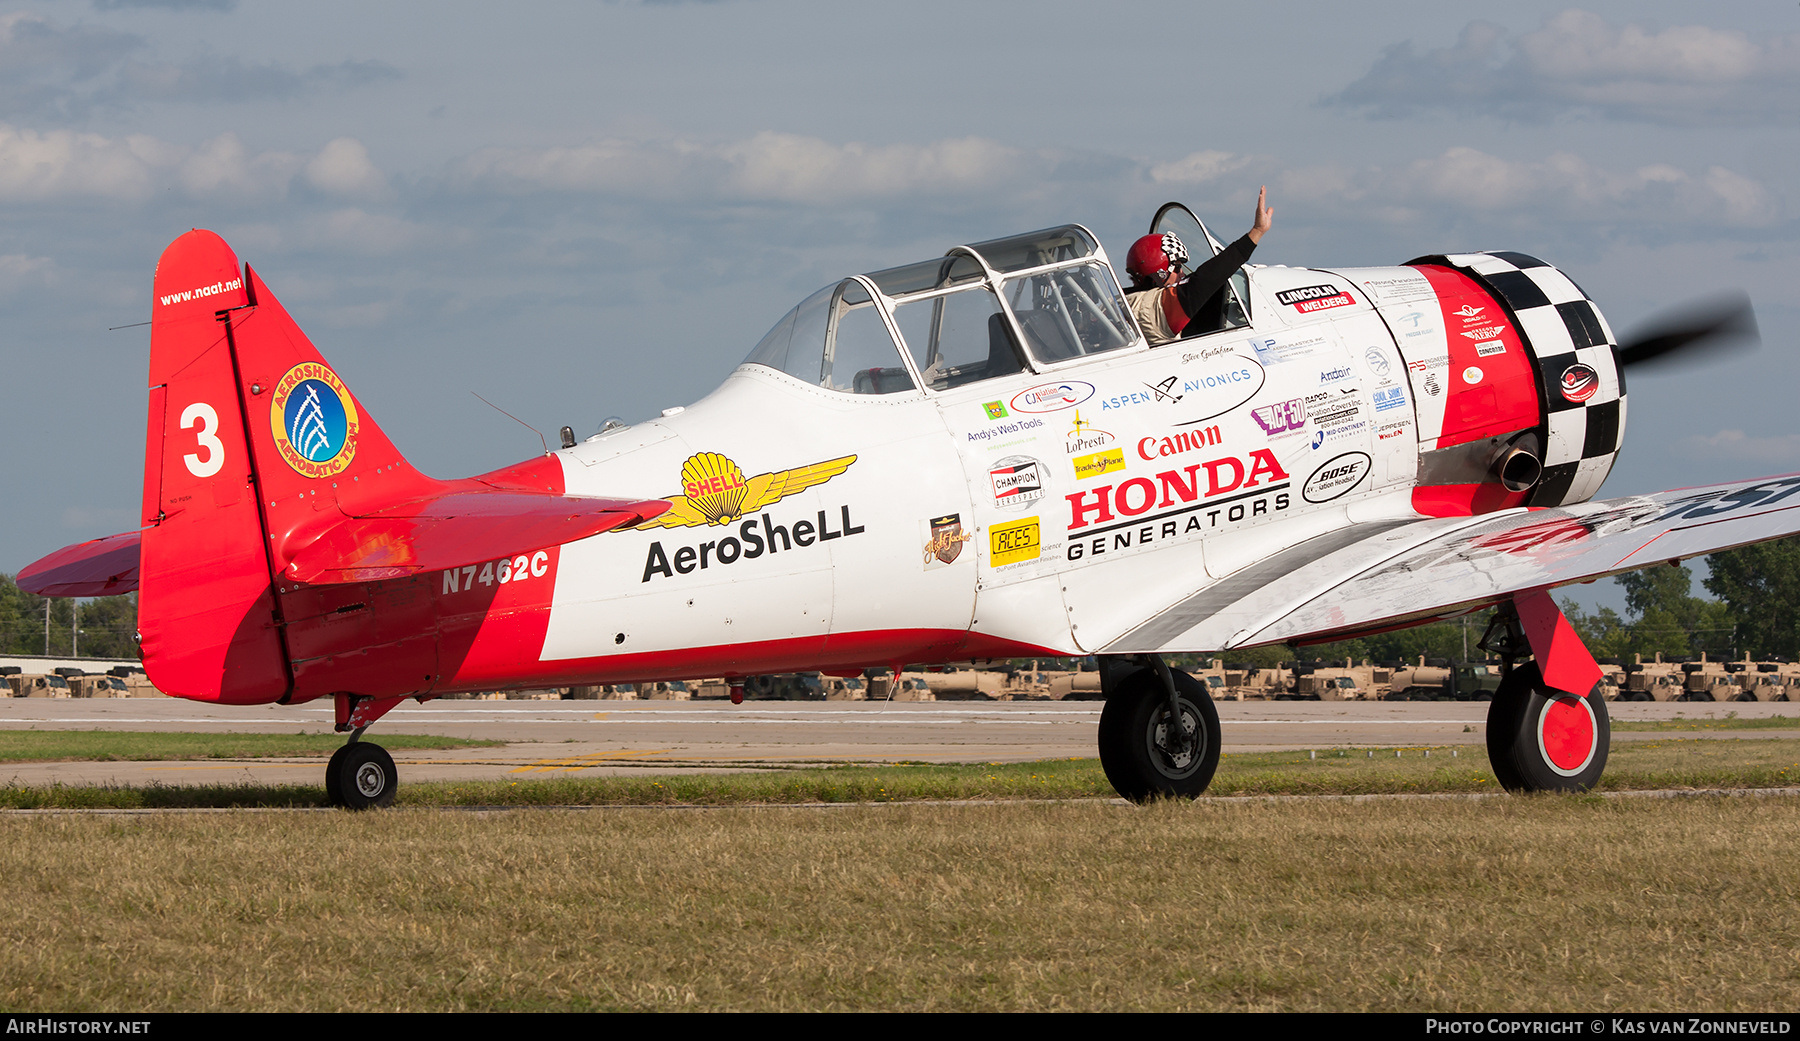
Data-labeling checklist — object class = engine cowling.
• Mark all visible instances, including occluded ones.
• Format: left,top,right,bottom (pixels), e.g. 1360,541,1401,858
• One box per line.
1340,251,1625,516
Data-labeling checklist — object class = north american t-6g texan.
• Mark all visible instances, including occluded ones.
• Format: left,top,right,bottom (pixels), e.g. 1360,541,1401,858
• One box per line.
20,200,1781,807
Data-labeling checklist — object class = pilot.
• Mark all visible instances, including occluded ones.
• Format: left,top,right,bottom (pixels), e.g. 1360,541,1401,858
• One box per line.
1125,185,1273,346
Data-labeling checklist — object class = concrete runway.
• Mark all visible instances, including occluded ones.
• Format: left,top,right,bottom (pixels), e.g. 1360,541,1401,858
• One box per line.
0,695,1794,788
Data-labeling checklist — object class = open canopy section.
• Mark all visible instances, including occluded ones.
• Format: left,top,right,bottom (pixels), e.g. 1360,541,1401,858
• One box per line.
742,224,1140,393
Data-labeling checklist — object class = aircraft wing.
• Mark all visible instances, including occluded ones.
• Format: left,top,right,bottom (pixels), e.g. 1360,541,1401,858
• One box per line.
19,493,672,594
16,530,142,597
1103,473,1800,654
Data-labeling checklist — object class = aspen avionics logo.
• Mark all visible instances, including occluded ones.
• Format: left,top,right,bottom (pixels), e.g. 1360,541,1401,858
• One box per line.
270,362,359,478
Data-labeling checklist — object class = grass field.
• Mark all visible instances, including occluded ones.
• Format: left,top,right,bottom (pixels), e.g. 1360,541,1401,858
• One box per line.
0,731,500,762
0,796,1795,1011
1613,714,1800,732
0,737,1795,808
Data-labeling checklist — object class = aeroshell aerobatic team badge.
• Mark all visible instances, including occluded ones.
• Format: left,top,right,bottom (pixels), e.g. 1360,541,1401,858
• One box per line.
270,362,360,477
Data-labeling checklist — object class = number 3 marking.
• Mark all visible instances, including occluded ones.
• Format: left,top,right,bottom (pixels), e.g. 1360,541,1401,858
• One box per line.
180,402,224,478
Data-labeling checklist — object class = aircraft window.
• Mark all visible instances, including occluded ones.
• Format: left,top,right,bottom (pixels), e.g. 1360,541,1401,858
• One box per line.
865,253,985,298
1150,202,1251,335
891,287,1023,391
964,225,1099,274
744,283,835,384
824,280,915,395
1003,262,1134,363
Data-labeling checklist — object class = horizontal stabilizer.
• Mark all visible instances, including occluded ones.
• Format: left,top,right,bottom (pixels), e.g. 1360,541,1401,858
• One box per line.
18,531,143,597
283,493,670,584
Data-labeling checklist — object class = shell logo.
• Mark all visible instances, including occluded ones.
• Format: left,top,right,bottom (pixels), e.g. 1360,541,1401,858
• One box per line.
681,452,750,524
631,451,858,530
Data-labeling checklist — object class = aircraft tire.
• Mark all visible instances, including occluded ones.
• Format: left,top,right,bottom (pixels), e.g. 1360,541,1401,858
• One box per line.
336,742,398,810
1485,662,1609,793
1097,669,1221,802
325,744,351,806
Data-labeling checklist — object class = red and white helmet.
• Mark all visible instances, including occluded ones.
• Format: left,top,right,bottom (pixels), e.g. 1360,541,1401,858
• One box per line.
1126,232,1188,279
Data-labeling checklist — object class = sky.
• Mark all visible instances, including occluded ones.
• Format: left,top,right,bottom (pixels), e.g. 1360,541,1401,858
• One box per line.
2,0,1796,615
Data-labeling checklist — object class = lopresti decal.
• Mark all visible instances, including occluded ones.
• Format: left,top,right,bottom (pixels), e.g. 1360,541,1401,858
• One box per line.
1064,410,1115,454
270,362,360,478
631,452,856,529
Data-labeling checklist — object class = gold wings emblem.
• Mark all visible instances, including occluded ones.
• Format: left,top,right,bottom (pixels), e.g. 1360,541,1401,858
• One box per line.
630,452,857,529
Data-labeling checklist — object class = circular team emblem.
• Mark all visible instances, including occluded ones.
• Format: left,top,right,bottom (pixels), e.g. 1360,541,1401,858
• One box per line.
1363,347,1389,377
1560,363,1599,403
1462,366,1484,385
270,362,359,477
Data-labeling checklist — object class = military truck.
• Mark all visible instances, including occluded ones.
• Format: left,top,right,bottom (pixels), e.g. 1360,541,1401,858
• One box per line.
1386,659,1503,701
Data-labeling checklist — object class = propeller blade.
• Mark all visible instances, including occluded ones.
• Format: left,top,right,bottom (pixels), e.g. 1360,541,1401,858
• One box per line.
1616,290,1759,369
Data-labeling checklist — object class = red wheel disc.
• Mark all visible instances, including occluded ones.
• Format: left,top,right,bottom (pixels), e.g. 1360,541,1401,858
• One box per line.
1537,695,1597,776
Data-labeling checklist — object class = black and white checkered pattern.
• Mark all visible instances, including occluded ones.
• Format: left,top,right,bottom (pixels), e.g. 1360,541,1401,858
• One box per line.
1411,251,1625,506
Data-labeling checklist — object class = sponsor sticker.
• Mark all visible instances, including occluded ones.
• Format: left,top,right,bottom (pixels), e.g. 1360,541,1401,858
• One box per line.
270,362,360,478
625,451,857,530
1303,452,1371,503
983,400,1009,420
989,455,1046,512
1009,381,1094,414
1364,347,1390,377
1063,410,1115,455
1318,365,1353,385
1560,363,1599,403
1277,284,1356,312
1462,366,1484,385
1372,387,1407,413
1461,327,1504,341
1252,398,1306,436
923,514,972,568
1423,371,1443,397
989,516,1041,567
1475,342,1507,356
1138,426,1222,460
1073,448,1126,481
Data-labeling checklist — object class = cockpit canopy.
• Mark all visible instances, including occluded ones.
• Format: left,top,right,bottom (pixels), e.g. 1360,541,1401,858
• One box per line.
744,224,1139,395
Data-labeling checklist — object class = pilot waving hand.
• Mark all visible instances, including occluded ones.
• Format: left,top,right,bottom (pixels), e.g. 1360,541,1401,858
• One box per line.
1125,186,1273,346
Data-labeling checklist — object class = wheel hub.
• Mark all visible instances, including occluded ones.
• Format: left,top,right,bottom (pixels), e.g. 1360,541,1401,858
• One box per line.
354,762,387,798
1537,694,1598,776
1150,705,1201,776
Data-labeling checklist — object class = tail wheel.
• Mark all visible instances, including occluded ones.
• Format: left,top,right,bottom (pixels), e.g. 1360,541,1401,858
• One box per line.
335,742,398,810
1098,669,1221,802
1485,662,1609,792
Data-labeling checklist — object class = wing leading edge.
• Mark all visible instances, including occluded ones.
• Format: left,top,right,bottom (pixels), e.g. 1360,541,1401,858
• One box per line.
1103,473,1800,655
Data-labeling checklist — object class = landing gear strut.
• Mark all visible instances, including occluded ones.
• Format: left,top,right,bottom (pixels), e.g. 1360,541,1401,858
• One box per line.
1478,601,1610,792
1096,654,1221,802
326,695,406,810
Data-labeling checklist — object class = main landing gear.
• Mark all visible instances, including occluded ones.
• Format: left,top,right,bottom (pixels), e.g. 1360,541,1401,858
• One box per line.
1096,655,1221,802
1477,601,1610,793
326,694,407,810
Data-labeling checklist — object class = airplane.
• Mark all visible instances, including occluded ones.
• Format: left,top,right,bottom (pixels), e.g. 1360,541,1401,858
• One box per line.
17,205,1783,808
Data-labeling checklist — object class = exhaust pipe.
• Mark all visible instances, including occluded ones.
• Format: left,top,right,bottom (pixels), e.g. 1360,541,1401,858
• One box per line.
1493,434,1542,493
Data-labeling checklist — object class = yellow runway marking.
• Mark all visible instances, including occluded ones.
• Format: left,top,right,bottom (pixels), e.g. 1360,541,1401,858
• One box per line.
510,749,673,773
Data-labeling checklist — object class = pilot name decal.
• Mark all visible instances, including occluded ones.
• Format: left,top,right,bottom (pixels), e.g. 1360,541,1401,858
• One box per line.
1276,284,1355,313
1064,450,1291,560
270,362,360,478
630,451,856,529
641,505,865,582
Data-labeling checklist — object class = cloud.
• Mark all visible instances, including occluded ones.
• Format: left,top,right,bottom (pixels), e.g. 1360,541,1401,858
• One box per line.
1282,147,1778,230
0,125,380,204
457,131,1034,203
1679,430,1800,464
93,0,235,10
115,56,401,104
1331,10,1800,124
1148,150,1251,185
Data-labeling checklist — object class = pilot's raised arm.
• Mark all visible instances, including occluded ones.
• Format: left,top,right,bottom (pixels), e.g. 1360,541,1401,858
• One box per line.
1125,185,1273,346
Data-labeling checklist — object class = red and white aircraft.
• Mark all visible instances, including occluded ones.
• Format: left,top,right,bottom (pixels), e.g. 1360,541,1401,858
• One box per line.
19,207,1785,806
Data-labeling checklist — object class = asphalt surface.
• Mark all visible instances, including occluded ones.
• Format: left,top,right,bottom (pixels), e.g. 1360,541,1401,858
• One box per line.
0,695,1794,787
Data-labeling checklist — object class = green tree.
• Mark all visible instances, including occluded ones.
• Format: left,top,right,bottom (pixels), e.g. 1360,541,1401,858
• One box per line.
1705,537,1800,658
1560,564,1736,662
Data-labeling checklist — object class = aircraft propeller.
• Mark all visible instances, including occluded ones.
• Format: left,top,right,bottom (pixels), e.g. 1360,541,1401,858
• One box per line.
1615,290,1759,369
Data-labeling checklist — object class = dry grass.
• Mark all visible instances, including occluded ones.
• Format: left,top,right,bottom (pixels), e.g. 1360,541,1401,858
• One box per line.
0,797,1796,1011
